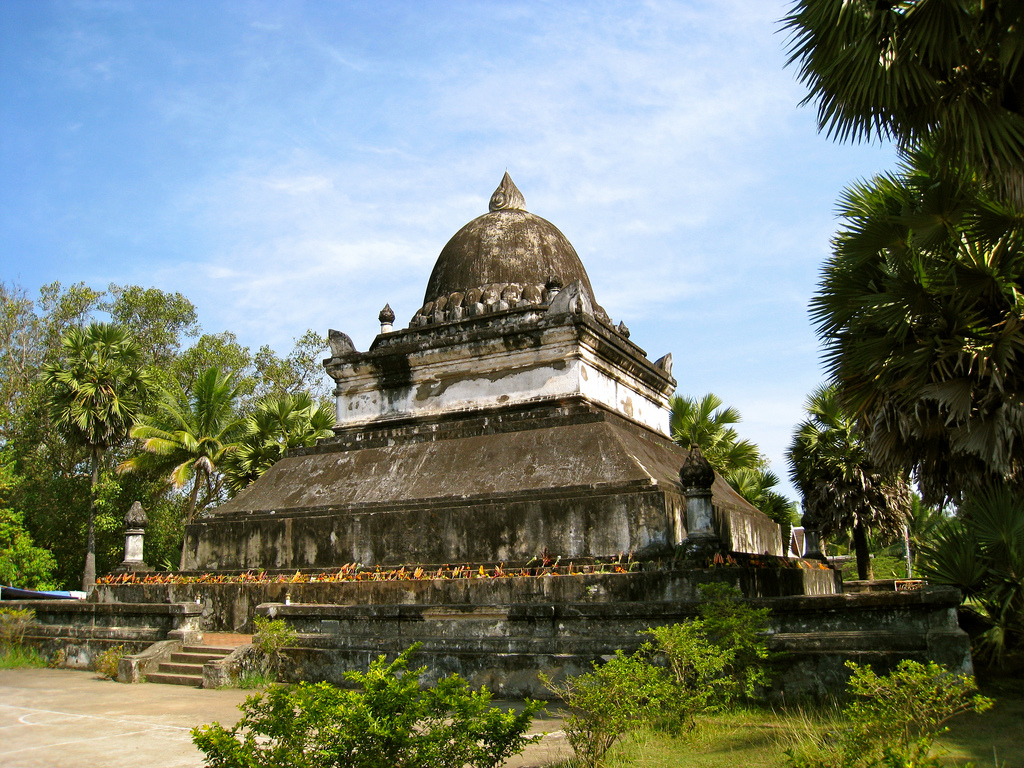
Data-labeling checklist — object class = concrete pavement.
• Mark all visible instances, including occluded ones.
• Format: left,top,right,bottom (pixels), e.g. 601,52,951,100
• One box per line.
0,668,569,768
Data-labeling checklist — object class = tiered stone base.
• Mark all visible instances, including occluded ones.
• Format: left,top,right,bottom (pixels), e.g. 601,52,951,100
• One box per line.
267,586,970,699
184,403,783,572
82,566,970,699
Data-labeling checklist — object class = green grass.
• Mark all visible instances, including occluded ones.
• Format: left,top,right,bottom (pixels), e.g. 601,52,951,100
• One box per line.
233,669,277,689
0,645,48,669
936,679,1024,768
544,684,1023,768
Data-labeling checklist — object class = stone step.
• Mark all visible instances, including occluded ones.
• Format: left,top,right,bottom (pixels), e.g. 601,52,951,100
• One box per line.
145,671,203,687
183,645,237,655
157,662,204,676
146,643,237,687
170,650,230,664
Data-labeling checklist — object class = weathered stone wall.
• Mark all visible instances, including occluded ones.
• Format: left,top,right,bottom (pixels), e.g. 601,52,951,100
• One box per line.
4,600,201,669
185,405,783,570
261,585,969,700
329,308,675,437
93,567,841,632
187,489,681,572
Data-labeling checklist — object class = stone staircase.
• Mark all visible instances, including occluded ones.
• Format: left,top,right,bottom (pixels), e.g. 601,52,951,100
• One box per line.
145,643,236,687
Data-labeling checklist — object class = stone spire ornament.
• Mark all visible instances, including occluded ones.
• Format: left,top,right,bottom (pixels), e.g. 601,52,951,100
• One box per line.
679,445,714,491
378,303,395,334
488,171,527,212
678,446,722,558
114,501,153,573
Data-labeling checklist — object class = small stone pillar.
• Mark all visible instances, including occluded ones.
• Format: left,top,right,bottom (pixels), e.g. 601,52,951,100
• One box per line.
545,275,563,303
115,501,153,573
679,446,722,557
801,509,826,562
379,303,395,334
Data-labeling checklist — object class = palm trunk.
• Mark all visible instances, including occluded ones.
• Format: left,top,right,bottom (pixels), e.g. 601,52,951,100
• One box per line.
853,519,872,581
903,523,912,579
82,446,100,591
178,471,204,570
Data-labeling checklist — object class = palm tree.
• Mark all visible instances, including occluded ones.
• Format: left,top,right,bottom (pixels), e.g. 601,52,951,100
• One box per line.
783,0,1024,205
670,393,762,475
119,367,243,565
811,146,1024,505
787,385,911,580
223,392,335,494
42,322,150,589
918,485,1024,665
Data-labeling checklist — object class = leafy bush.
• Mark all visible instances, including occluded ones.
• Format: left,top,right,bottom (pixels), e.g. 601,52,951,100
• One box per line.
694,583,774,703
251,615,296,680
784,660,993,768
0,607,35,648
544,650,677,768
641,622,730,727
0,505,57,590
193,644,542,768
93,644,127,680
546,584,777,766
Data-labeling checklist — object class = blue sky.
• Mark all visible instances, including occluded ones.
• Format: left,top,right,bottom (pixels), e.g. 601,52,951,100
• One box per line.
0,0,897,497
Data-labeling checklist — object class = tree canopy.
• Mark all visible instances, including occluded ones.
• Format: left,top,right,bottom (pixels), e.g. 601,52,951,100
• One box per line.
669,393,762,475
0,280,333,588
120,368,245,532
784,0,1024,205
811,147,1024,504
224,392,335,494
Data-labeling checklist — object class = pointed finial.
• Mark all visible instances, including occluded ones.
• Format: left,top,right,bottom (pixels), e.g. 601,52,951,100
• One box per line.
679,445,715,491
378,303,395,334
489,171,526,212
124,501,148,529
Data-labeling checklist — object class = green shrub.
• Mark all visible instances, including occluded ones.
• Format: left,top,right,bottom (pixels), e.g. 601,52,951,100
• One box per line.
0,644,47,669
193,643,542,768
0,505,58,591
695,583,774,703
251,615,296,680
642,622,730,725
0,607,35,648
547,585,777,766
919,485,1024,666
544,651,678,767
784,660,993,768
93,644,128,680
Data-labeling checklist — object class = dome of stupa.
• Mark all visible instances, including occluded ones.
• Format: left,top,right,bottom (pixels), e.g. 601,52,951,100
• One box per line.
416,173,602,318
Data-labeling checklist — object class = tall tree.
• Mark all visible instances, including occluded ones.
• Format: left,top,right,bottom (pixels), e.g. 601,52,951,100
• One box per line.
811,147,1024,504
784,0,1024,205
788,385,911,580
253,330,331,403
223,392,335,494
119,367,243,565
41,322,150,588
669,393,762,475
0,281,103,440
101,284,200,371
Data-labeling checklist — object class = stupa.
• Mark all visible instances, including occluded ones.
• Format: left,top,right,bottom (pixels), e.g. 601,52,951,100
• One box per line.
21,174,969,701
183,173,782,571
